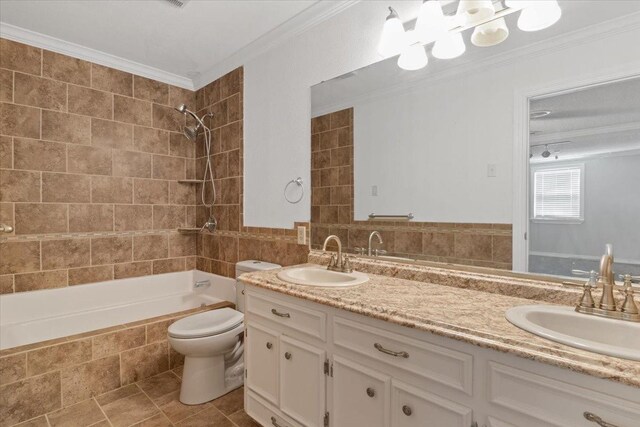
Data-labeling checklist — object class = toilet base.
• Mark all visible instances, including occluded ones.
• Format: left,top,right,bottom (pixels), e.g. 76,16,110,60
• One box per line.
180,354,241,405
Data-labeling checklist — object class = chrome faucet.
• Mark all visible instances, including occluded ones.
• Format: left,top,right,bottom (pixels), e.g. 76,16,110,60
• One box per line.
575,244,639,322
322,235,353,273
368,231,383,256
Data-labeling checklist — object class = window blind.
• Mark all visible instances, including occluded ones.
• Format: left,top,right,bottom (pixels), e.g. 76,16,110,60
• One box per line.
533,166,582,220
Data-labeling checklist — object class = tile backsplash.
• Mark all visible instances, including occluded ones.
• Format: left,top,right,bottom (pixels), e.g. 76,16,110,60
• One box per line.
310,108,512,270
0,38,199,293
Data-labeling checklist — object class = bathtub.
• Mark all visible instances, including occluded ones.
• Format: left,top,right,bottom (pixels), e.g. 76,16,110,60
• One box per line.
0,270,236,350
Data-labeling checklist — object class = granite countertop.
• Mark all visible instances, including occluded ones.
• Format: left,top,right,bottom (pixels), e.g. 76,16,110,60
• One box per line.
240,263,640,389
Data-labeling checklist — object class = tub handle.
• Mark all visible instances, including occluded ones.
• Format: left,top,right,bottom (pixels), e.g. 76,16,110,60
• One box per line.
266,342,273,350
271,308,290,318
271,416,284,427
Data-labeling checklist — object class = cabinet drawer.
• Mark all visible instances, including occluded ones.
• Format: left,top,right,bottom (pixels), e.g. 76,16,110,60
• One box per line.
246,291,326,341
488,362,640,427
246,390,302,427
391,380,473,427
333,316,473,395
246,323,279,405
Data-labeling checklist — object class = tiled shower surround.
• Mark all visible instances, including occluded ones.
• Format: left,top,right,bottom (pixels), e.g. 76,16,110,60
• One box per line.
310,108,513,270
0,38,200,294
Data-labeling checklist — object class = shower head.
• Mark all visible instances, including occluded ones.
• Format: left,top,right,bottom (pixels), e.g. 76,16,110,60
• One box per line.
175,104,188,114
183,124,200,142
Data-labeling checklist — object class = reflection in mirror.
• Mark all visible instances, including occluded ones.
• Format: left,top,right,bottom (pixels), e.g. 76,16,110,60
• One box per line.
528,77,640,277
309,1,640,280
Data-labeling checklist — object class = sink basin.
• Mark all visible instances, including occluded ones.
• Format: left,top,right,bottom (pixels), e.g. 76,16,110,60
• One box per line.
506,305,640,361
277,266,369,288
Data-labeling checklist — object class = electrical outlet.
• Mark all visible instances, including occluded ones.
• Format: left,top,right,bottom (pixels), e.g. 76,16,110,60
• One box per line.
297,226,307,244
371,185,378,196
487,164,497,177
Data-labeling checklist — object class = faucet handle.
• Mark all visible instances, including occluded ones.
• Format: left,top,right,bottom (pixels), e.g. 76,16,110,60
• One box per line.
374,249,387,256
618,275,640,315
618,274,640,284
353,247,365,255
342,255,353,273
572,269,598,287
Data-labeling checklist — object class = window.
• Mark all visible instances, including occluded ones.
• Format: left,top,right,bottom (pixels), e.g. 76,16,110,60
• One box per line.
532,164,584,222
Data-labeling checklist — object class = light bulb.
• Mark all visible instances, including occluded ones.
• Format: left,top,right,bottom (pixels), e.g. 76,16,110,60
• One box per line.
517,0,562,32
398,44,429,71
432,32,466,59
456,0,495,26
471,17,509,47
378,7,407,57
415,0,448,44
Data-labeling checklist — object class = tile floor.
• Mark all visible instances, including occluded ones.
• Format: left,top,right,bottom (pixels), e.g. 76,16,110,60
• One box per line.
17,367,260,427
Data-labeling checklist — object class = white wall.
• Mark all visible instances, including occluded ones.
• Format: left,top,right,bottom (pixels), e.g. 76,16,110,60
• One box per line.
235,2,640,228
241,1,425,228
529,154,640,262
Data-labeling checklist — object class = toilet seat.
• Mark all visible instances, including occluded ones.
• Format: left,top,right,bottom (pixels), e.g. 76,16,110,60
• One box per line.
169,308,243,339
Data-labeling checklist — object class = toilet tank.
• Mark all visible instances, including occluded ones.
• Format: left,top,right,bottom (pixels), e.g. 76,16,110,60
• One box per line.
235,260,281,313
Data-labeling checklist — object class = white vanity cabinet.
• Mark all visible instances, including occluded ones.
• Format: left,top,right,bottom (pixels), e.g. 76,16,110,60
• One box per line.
243,285,640,427
244,291,328,427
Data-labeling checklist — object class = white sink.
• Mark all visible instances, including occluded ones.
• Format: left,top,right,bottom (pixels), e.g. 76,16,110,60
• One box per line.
506,305,640,361
277,266,369,288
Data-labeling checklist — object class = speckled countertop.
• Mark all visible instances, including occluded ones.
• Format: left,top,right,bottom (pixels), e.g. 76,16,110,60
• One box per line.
240,258,640,388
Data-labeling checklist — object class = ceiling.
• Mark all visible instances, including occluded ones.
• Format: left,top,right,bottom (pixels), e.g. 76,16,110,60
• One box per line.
530,76,640,162
0,0,321,89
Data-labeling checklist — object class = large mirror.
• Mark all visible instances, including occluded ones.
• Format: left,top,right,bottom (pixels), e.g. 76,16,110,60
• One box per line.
310,1,640,280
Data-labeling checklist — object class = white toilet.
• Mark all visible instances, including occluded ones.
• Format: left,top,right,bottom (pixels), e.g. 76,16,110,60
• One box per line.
168,260,281,405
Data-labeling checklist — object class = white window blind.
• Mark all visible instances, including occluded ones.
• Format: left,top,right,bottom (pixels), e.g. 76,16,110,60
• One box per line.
533,166,583,221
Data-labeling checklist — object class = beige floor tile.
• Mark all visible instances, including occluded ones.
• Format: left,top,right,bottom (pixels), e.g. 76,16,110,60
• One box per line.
101,391,159,427
154,391,210,424
13,416,49,427
137,371,181,401
211,388,243,416
227,410,260,427
171,366,183,378
130,413,174,427
174,406,233,427
95,384,141,407
47,399,105,427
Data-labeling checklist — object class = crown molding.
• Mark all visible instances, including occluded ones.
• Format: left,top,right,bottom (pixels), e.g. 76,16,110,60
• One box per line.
0,22,195,89
530,121,640,145
312,11,640,117
191,0,361,89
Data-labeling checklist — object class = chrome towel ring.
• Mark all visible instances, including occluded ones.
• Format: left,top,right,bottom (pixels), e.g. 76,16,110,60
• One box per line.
284,177,304,204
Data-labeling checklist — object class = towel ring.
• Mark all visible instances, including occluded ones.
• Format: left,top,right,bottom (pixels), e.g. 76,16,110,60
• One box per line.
284,177,304,204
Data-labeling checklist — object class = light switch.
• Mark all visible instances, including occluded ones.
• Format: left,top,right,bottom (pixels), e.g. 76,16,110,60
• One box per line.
371,185,378,196
297,226,306,244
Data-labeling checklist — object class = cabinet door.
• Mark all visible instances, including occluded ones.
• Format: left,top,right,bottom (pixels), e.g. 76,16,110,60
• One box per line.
391,380,472,427
246,323,279,405
332,355,390,427
280,334,326,427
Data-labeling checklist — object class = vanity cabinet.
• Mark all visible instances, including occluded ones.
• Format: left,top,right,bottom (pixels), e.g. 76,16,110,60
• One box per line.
243,285,640,427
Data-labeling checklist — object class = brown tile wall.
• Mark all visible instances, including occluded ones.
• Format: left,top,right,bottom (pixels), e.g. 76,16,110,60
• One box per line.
0,301,233,426
0,39,199,293
193,68,309,276
310,108,513,270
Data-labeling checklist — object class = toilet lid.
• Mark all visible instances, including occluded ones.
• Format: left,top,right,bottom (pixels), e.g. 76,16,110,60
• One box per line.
168,308,244,339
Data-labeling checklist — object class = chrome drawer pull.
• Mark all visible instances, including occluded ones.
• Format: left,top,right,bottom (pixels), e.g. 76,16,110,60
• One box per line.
374,343,409,358
285,352,292,360
584,412,619,427
402,405,412,416
271,416,284,427
271,308,291,318
366,387,375,397
266,342,273,350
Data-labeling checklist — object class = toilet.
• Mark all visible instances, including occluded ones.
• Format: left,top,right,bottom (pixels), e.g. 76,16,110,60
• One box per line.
168,260,281,405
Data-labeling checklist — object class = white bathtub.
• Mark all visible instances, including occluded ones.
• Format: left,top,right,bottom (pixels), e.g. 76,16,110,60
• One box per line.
0,270,236,350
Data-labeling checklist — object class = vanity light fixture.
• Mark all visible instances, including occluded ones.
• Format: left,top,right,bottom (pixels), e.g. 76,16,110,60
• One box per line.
432,32,466,59
398,43,429,70
471,17,509,47
378,7,407,57
506,0,562,32
415,0,448,43
379,1,562,72
456,0,495,25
